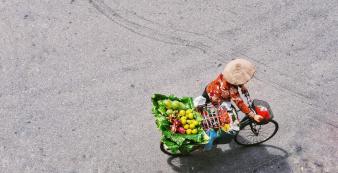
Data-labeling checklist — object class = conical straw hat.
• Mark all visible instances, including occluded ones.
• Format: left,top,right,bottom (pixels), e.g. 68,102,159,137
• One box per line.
222,58,256,85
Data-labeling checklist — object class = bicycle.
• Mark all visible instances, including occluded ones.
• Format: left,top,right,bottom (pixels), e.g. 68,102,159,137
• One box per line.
160,92,279,156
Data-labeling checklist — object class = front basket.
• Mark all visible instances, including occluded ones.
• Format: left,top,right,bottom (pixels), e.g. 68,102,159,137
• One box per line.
252,99,274,121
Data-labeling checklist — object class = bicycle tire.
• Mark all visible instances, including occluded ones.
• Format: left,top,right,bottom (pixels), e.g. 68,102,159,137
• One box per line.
234,120,279,146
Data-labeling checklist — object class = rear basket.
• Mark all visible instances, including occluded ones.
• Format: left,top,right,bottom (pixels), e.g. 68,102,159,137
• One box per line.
199,103,237,131
200,104,222,130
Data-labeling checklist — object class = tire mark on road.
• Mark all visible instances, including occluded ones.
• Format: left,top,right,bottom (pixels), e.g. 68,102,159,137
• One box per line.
89,0,215,53
120,7,220,43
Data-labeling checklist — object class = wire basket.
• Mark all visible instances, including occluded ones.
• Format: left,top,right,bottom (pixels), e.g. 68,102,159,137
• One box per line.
199,103,233,131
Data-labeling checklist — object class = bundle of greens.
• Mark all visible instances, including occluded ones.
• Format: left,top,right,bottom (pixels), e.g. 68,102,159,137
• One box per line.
151,94,209,154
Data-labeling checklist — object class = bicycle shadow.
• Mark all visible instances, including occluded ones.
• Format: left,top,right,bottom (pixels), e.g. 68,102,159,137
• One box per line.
167,142,291,173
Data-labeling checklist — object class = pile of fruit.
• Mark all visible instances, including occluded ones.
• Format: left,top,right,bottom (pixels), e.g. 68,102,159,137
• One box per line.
152,94,208,154
164,100,200,135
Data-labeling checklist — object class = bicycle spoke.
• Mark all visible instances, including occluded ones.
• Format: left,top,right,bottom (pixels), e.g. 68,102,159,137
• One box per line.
242,128,253,132
256,129,272,138
260,130,273,136
252,136,258,143
240,135,252,144
247,136,254,143
257,133,267,139
263,126,273,131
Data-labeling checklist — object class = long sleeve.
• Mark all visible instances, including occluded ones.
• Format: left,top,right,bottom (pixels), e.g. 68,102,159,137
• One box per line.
206,76,223,104
229,86,251,114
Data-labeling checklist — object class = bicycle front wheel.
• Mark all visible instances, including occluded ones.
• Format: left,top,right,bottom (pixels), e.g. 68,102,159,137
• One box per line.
234,120,278,146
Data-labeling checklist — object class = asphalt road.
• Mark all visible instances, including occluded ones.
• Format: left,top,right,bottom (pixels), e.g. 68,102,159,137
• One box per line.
0,0,337,172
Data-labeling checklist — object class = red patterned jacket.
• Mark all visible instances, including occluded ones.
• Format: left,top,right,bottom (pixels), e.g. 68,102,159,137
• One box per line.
205,74,251,114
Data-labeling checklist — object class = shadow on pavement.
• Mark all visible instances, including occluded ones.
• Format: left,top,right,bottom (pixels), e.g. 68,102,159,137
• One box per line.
167,142,291,173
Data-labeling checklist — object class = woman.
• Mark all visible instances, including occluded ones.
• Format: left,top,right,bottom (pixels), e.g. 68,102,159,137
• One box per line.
202,58,263,123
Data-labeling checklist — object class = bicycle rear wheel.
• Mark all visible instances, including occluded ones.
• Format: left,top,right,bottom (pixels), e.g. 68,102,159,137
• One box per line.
234,120,278,146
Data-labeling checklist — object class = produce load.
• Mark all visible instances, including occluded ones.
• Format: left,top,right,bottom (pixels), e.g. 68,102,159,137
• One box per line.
152,94,209,154
200,102,240,134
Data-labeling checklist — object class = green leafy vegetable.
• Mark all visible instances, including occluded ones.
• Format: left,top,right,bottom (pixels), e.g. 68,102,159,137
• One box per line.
152,94,209,154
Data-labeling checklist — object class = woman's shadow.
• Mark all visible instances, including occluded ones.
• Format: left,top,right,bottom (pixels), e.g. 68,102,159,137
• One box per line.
167,141,291,173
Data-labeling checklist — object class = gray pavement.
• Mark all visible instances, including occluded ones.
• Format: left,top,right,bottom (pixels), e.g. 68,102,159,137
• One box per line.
0,0,338,172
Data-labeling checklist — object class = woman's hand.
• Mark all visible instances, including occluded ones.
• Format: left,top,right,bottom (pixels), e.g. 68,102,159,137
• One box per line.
253,114,264,123
248,112,264,123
